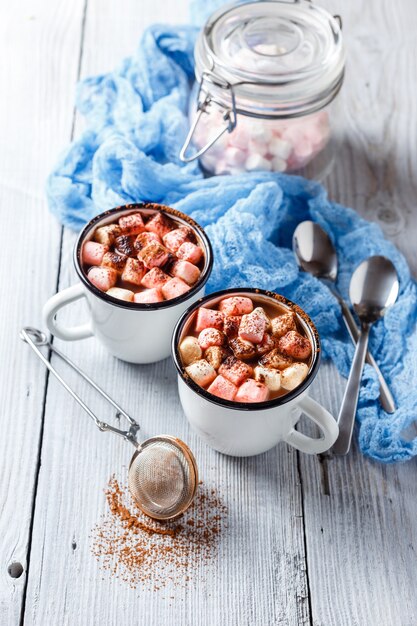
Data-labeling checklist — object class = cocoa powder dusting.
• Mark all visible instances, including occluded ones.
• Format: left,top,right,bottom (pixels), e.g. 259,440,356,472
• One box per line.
90,476,228,591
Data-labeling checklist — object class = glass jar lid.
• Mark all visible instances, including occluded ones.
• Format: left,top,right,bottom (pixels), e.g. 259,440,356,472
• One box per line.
194,0,345,118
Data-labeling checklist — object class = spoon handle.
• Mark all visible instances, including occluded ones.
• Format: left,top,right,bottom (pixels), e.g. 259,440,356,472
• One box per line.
337,295,396,414
333,324,370,455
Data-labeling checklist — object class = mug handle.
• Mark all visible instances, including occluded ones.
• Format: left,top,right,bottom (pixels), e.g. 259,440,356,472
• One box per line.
285,395,339,454
43,283,94,341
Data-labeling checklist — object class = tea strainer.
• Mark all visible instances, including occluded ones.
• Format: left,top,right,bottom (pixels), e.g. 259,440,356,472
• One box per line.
21,327,198,520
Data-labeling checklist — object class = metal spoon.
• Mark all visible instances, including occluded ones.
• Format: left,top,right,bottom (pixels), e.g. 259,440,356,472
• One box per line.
293,221,396,413
332,256,399,455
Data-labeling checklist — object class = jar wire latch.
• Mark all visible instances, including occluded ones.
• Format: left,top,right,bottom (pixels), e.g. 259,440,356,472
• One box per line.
179,71,237,163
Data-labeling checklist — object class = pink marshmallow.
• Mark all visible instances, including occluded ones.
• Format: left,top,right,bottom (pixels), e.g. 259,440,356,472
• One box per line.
197,328,225,350
293,140,314,163
228,126,250,149
145,212,174,238
134,288,164,304
219,356,253,387
195,307,224,332
162,227,190,253
162,277,191,300
82,241,108,266
121,258,146,286
141,267,170,289
176,242,204,265
239,311,267,344
219,296,254,317
88,267,117,292
118,212,145,236
207,375,238,401
235,379,269,403
170,260,201,285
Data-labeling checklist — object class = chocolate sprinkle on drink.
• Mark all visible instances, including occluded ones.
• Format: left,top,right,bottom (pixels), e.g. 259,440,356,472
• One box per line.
90,476,228,592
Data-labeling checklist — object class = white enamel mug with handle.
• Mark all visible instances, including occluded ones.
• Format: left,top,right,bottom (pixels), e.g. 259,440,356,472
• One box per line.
43,203,213,364
172,289,338,456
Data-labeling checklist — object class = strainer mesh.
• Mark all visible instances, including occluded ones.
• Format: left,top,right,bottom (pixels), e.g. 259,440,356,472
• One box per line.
128,439,196,518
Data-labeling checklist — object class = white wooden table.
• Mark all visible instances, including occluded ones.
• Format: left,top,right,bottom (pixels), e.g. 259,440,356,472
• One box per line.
1,0,417,624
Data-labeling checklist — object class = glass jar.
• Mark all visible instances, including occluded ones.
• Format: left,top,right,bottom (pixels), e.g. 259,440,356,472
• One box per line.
180,0,345,180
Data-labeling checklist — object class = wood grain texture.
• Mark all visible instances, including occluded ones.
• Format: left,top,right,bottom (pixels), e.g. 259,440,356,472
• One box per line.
299,370,417,626
1,0,416,624
319,0,417,276
0,0,85,623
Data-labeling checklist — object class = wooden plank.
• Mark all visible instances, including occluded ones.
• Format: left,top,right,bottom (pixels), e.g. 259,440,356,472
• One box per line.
300,1,417,624
319,0,417,275
299,367,417,626
22,1,312,624
0,0,86,624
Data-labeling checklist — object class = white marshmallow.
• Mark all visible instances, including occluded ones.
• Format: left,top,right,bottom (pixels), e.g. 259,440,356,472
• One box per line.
106,287,134,302
228,166,246,175
180,336,202,366
254,366,281,391
254,43,286,56
214,158,228,175
250,124,274,143
224,146,247,166
248,139,269,157
303,120,330,149
185,359,217,388
271,157,287,172
245,154,272,172
268,137,292,160
281,363,309,391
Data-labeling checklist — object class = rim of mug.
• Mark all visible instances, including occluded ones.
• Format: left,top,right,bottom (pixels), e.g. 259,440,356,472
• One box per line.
172,287,321,411
74,203,213,310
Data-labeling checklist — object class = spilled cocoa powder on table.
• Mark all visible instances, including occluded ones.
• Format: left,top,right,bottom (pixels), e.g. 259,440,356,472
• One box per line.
90,476,228,591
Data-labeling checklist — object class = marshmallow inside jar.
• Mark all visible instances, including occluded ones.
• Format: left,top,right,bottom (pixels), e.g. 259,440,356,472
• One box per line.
181,0,345,181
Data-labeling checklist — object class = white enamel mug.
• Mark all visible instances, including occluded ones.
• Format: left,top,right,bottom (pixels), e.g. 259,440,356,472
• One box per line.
43,203,213,364
172,289,338,456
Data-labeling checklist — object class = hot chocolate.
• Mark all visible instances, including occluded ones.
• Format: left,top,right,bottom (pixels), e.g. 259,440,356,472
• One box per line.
81,209,205,304
179,294,312,403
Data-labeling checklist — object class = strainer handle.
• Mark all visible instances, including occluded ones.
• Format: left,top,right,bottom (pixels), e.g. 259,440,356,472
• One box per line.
20,327,139,444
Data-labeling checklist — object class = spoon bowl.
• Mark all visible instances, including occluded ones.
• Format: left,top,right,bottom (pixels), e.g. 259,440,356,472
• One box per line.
350,256,400,323
293,220,338,281
333,255,399,455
